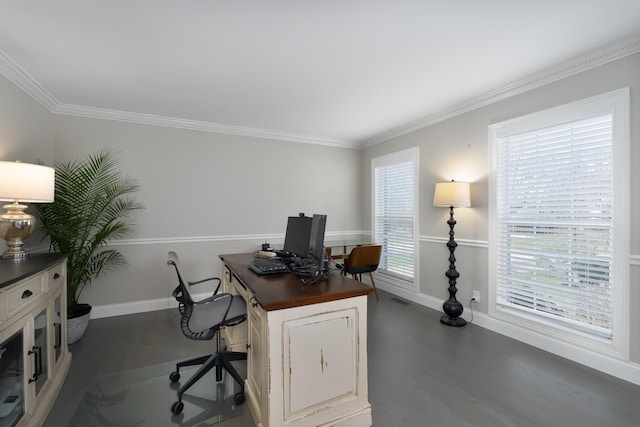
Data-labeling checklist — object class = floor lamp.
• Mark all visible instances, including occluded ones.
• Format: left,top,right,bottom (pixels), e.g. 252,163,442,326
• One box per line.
433,180,471,327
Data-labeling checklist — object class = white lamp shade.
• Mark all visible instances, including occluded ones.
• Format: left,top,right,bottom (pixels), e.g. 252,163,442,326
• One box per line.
433,181,471,208
0,161,55,203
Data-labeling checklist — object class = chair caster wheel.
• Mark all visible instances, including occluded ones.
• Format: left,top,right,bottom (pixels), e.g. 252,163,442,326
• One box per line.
170,371,180,382
171,401,184,414
234,392,245,405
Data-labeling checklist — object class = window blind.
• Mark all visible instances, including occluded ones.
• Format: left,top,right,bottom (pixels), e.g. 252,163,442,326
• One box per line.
374,158,415,280
496,114,614,338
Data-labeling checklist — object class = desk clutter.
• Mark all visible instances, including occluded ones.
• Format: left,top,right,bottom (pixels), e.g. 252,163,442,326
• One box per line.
249,213,381,290
250,254,331,284
249,213,330,284
249,257,290,275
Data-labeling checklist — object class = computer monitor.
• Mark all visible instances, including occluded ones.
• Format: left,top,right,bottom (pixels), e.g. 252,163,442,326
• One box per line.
283,214,313,258
309,214,327,265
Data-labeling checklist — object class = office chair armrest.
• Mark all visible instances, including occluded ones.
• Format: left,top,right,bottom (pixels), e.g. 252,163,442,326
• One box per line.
188,276,222,295
194,291,232,305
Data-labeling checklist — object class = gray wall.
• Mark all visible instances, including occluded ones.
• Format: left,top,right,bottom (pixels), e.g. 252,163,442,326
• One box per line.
0,74,53,164
361,52,640,366
51,115,363,309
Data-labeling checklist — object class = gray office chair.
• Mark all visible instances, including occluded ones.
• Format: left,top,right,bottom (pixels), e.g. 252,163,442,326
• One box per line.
166,251,247,415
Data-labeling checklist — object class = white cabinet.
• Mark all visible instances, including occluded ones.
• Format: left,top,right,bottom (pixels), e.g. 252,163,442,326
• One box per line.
0,255,71,427
221,256,371,427
252,297,370,427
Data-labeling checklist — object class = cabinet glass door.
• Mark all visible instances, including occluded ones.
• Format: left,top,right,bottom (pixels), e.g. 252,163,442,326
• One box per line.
31,307,49,397
0,330,25,427
53,292,62,364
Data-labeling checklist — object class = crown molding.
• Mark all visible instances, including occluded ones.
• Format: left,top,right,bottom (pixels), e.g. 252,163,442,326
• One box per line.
2,34,639,151
0,48,358,149
0,49,59,110
54,103,359,149
361,33,640,148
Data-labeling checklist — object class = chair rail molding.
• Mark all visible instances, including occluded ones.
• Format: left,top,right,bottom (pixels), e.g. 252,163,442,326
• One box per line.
112,230,367,246
420,235,488,249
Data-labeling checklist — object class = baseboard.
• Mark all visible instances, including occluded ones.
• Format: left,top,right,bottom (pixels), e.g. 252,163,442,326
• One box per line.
90,291,216,319
90,297,178,319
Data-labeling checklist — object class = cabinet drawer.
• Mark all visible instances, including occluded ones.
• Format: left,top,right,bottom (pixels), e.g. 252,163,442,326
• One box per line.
5,274,46,319
48,262,66,291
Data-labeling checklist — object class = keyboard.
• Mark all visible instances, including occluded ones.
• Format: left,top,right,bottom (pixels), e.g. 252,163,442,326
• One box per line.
249,257,290,275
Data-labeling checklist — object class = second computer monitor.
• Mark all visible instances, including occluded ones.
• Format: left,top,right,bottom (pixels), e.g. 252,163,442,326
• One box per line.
309,214,327,264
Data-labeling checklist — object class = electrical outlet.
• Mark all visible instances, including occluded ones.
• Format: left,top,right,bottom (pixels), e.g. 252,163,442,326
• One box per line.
472,290,480,302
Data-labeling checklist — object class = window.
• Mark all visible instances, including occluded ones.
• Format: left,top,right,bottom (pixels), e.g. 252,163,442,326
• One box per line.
372,147,418,284
489,89,629,357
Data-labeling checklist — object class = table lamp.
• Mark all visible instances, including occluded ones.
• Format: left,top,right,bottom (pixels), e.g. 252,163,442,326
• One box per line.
433,180,471,327
0,161,55,259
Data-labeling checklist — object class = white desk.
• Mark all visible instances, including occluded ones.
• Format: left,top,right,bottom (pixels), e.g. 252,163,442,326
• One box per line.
220,253,373,427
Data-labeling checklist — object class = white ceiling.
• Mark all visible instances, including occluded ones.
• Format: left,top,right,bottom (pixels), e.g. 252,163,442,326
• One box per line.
1,1,640,148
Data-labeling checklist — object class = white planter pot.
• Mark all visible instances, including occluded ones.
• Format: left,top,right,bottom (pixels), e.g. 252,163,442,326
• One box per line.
67,304,92,344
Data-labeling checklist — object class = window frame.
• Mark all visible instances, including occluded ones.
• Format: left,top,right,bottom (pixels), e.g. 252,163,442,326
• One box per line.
371,147,419,289
488,88,630,358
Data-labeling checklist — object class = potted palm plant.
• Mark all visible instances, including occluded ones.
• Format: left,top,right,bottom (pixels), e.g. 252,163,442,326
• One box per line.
36,150,143,343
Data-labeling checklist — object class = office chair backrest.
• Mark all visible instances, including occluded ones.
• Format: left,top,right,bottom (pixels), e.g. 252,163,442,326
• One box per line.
167,251,246,341
345,245,383,274
167,251,196,307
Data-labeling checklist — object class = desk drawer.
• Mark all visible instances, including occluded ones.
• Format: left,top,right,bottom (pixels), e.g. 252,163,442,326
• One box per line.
223,264,249,300
221,263,249,352
4,274,47,319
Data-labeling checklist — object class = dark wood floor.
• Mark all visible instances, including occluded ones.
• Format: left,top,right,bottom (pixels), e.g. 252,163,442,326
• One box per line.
44,289,640,426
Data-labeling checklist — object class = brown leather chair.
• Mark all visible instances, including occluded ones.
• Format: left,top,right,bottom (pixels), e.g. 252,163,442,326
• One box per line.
342,245,382,300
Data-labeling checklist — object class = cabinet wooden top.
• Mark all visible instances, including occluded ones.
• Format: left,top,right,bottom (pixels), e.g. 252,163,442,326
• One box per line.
0,253,67,289
219,253,373,311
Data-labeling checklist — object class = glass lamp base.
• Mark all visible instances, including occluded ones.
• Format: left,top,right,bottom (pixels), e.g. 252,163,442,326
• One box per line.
0,202,35,260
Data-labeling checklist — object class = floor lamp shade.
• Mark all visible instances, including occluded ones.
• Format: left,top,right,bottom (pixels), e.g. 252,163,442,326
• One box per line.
433,181,471,208
434,180,471,327
0,161,55,259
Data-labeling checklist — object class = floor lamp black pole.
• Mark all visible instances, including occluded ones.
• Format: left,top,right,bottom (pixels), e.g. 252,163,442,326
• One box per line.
441,205,466,327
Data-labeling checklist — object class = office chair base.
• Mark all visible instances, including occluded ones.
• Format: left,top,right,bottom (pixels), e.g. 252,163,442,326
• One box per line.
171,392,245,415
171,400,184,415
169,351,247,414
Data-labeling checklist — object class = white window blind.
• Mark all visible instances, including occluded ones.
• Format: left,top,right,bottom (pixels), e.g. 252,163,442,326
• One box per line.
373,149,417,280
496,114,615,338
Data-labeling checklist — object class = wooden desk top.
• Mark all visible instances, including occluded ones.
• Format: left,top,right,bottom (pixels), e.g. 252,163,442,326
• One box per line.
219,253,373,311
